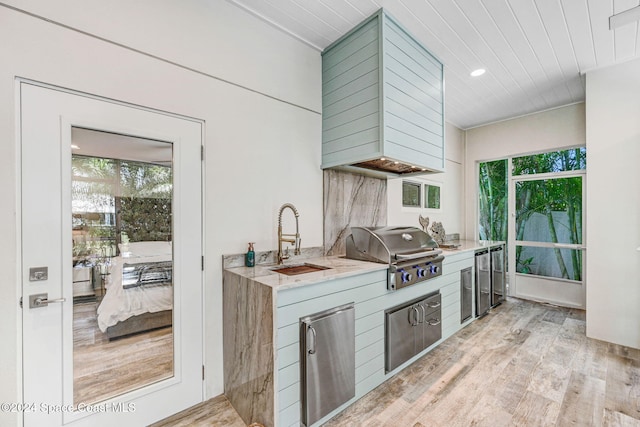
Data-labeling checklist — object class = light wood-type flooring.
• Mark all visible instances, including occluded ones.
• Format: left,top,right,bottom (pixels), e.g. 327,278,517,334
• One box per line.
156,297,640,426
73,301,173,404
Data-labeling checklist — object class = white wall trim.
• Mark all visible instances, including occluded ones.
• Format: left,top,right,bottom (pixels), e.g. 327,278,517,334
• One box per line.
463,101,585,131
14,78,24,427
579,56,640,75
17,78,205,124
227,0,324,52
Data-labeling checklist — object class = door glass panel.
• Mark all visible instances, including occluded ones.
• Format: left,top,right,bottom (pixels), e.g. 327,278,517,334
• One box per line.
515,177,583,244
71,127,174,405
515,176,583,282
515,246,582,281
478,159,507,241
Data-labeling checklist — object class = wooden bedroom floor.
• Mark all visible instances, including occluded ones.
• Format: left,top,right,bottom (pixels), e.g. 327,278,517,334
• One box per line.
73,301,173,404
156,297,640,427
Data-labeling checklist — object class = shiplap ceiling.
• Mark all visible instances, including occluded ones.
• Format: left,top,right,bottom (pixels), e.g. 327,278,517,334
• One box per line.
229,0,640,129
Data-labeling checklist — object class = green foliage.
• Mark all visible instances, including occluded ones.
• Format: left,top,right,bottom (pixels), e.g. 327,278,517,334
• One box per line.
512,147,586,175
516,255,535,274
72,156,116,213
119,161,172,199
118,197,172,242
479,148,585,282
72,155,173,260
425,185,440,209
478,159,507,241
514,148,584,281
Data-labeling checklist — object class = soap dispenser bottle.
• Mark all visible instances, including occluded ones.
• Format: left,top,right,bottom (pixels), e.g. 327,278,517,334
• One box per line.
245,242,255,267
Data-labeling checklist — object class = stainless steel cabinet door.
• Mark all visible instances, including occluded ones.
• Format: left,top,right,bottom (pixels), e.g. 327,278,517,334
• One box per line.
385,305,418,372
417,294,441,351
421,295,442,350
301,304,355,426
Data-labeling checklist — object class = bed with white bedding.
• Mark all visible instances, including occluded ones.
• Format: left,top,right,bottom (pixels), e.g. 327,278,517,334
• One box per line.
97,241,173,339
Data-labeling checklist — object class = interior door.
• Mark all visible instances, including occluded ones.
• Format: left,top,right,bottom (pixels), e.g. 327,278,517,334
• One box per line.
509,173,586,308
20,82,203,426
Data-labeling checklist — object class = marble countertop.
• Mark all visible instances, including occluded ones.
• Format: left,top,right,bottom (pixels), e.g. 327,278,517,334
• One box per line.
225,241,505,291
224,255,388,292
439,239,505,254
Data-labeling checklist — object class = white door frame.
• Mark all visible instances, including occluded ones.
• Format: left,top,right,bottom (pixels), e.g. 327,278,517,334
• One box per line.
508,167,586,308
17,79,205,426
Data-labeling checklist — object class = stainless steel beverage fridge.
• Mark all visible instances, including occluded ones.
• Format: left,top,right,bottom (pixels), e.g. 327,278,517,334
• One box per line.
475,250,491,317
491,245,506,306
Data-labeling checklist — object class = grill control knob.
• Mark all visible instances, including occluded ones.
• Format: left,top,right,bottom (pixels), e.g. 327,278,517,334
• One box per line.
430,265,439,274
401,271,413,283
417,268,427,278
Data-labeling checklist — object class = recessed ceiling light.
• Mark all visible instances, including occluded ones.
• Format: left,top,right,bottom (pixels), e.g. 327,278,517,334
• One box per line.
470,68,486,77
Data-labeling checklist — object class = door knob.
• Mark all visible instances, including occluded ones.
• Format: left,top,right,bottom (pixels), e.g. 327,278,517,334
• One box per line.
29,293,66,309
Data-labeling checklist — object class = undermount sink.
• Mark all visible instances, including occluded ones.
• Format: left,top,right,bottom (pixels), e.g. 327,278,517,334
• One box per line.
271,263,331,276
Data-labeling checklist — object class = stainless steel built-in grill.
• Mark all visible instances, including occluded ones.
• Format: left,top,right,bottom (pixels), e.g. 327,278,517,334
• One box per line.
346,226,444,291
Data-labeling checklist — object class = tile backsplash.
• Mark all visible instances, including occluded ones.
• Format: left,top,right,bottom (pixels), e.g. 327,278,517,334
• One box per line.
323,169,387,255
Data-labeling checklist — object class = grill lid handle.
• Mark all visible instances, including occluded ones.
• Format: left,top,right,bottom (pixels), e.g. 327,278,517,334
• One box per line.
395,249,442,260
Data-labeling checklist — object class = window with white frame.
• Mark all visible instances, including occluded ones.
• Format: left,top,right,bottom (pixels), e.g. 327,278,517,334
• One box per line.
402,181,421,207
424,183,441,209
402,179,441,210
